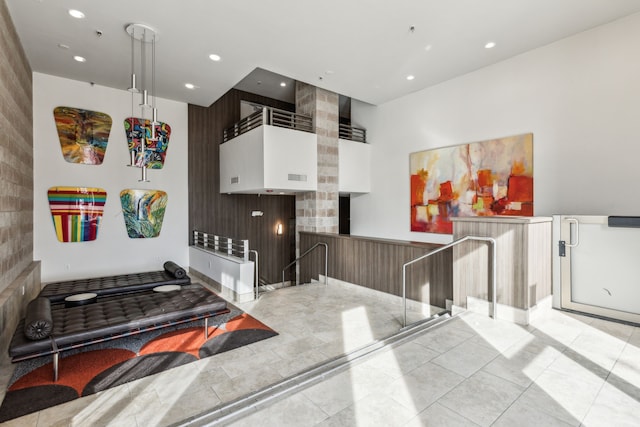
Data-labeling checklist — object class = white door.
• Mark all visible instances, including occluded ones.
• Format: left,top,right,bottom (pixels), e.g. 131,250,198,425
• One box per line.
557,215,640,324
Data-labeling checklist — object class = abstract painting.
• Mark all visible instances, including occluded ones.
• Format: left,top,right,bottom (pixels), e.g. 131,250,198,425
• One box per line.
48,187,107,242
410,133,533,234
124,117,172,169
53,107,112,165
120,189,168,238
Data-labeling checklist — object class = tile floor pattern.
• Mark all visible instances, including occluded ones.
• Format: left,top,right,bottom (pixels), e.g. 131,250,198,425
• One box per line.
1,283,639,426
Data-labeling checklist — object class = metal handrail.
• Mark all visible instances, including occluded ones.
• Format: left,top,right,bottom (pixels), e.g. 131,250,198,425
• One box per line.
223,106,314,143
192,230,250,261
339,124,367,143
402,235,497,327
249,249,259,299
282,242,328,286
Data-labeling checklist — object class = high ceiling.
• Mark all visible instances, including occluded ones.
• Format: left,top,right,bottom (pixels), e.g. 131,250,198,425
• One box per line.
6,0,640,107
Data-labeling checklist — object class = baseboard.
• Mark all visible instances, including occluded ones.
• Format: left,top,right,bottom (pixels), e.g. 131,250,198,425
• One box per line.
463,295,553,325
190,267,255,303
527,295,553,323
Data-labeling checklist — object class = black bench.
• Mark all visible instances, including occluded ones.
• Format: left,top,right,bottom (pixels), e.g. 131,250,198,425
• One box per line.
9,284,228,381
38,261,190,303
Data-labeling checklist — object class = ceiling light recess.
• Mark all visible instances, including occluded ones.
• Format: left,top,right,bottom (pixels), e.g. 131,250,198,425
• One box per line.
209,54,221,61
485,41,496,49
185,83,195,89
406,75,415,81
73,55,86,62
68,9,85,19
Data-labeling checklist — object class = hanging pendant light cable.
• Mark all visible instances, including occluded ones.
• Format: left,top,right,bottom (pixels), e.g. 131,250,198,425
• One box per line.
124,23,157,181
150,32,158,141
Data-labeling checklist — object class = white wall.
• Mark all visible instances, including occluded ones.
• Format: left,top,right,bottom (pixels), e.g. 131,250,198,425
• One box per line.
339,139,371,194
220,125,318,194
33,73,189,282
351,13,640,244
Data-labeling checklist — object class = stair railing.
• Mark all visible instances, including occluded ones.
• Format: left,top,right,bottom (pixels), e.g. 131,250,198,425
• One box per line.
402,235,497,327
282,242,328,286
249,249,259,299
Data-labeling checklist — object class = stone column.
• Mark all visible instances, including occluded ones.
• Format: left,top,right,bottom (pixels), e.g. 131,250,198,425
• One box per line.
295,82,339,278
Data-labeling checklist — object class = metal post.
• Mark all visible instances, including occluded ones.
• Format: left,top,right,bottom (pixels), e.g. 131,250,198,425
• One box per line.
243,240,249,262
402,264,407,327
53,353,59,382
490,238,497,319
250,250,259,299
323,243,328,285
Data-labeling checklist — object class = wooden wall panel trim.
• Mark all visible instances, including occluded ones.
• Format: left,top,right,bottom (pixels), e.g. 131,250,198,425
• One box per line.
299,232,452,308
452,218,552,310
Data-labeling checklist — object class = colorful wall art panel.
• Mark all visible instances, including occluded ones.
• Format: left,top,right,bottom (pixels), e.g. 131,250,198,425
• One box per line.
410,133,533,234
120,189,168,238
53,107,112,165
48,187,107,242
124,118,172,169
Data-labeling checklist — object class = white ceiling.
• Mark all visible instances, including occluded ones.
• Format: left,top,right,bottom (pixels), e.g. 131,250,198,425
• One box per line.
6,0,640,107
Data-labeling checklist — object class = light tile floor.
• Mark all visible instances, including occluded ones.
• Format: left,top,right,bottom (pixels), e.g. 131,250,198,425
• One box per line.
2,283,640,426
227,304,640,427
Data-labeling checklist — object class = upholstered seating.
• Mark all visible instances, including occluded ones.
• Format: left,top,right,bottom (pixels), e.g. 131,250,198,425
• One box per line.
9,283,229,380
38,261,190,303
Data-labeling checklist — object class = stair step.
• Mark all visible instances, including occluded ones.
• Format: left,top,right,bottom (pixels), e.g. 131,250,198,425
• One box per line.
177,312,452,426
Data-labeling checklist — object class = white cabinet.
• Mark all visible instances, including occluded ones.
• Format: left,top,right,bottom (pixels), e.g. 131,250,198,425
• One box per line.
220,125,317,194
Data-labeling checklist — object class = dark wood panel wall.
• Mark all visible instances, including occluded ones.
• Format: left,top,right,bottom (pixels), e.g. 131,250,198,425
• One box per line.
188,89,297,283
299,232,453,308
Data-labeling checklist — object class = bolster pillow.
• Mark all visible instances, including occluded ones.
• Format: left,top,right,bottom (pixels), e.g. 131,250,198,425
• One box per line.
24,297,53,341
164,261,187,279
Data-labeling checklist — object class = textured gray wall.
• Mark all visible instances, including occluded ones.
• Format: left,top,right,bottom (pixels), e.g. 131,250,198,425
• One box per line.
0,0,34,291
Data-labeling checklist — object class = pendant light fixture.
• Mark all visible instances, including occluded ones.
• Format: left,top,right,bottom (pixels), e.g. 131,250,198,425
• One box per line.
125,23,159,182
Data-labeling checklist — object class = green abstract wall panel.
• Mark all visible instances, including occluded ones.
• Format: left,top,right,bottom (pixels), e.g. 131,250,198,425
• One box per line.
120,189,168,238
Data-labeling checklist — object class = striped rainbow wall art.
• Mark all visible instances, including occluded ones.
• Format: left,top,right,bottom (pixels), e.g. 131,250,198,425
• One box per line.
47,187,107,242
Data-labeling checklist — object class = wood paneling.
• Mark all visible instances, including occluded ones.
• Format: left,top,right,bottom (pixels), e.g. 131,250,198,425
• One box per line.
452,217,552,310
299,232,453,308
188,89,297,283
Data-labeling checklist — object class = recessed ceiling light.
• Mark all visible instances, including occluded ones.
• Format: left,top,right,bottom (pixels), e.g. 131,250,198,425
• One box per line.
209,54,221,61
280,82,286,87
185,83,195,89
73,55,86,62
68,9,85,19
485,42,496,49
406,75,415,81
57,43,70,50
